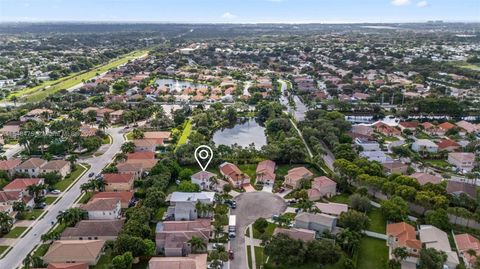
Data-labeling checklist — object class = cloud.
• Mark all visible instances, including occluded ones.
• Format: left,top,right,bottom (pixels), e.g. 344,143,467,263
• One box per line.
221,12,237,19
391,0,411,6
416,1,428,7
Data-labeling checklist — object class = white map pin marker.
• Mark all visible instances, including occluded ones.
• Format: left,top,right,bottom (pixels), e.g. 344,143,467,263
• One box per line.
195,145,213,171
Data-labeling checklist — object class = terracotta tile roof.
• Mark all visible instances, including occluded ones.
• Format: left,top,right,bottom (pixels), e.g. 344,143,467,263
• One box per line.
0,159,22,170
61,219,124,238
17,158,47,170
102,173,134,184
122,159,157,170
256,160,276,180
399,122,419,129
3,178,43,191
148,254,208,269
41,160,69,170
80,198,119,211
126,152,155,160
219,162,250,182
286,167,313,182
437,139,460,150
449,152,475,163
47,263,89,269
315,202,348,216
0,190,21,203
455,233,480,264
387,222,422,249
133,139,157,148
410,172,442,185
43,240,104,263
438,122,455,131
144,131,171,140
91,192,133,205
162,219,211,231
311,176,336,189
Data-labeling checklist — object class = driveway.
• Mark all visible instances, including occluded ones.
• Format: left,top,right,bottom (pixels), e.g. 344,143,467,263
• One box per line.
229,192,287,269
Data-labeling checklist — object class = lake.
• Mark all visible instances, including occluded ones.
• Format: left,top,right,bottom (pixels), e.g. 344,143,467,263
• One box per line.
155,78,208,92
212,118,267,149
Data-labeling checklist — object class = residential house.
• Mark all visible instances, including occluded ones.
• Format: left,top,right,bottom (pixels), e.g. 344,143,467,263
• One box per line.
421,122,441,136
20,108,53,122
456,120,478,134
219,162,250,188
411,139,438,153
190,171,217,190
293,213,336,233
382,162,409,175
256,160,276,185
95,108,114,122
273,227,316,242
359,151,393,163
109,110,124,123
438,122,456,135
0,159,22,177
102,173,134,191
455,233,480,268
349,125,374,140
143,131,172,145
283,167,313,189
42,240,105,266
386,222,421,265
419,225,459,269
448,152,476,172
46,263,88,269
373,122,400,136
410,172,442,186
3,178,44,195
61,219,124,240
80,198,121,220
314,202,348,217
398,122,419,132
447,181,477,200
166,192,215,221
133,139,157,152
437,139,461,152
155,219,211,256
0,190,30,209
90,192,133,208
15,158,47,177
0,122,21,139
115,162,143,179
40,160,71,178
355,138,381,151
126,152,155,160
79,125,98,138
148,254,208,269
307,176,337,201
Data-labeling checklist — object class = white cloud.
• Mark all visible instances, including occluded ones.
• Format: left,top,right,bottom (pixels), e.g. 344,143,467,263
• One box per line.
416,1,428,7
221,12,237,19
391,0,411,6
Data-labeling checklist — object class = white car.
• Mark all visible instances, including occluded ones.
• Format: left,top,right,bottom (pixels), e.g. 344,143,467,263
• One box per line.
50,190,61,195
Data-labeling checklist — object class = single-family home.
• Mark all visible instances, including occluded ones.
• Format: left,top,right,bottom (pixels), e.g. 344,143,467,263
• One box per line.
40,160,71,178
455,233,480,268
355,138,381,151
0,159,22,177
307,176,337,201
438,122,456,135
293,213,336,233
382,162,409,175
447,181,477,200
90,191,133,208
456,120,478,134
448,152,476,172
256,160,276,185
43,240,104,266
359,151,393,163
411,139,438,153
148,254,207,269
386,222,421,264
102,173,134,192
398,122,419,132
166,192,215,221
0,190,28,208
273,227,316,242
373,122,400,136
437,139,461,152
219,162,250,188
284,167,313,189
20,108,53,122
61,219,124,241
80,198,121,220
410,172,442,186
314,202,348,217
15,158,47,177
3,178,44,194
190,171,217,190
133,139,157,152
0,122,21,139
126,152,155,160
109,110,124,123
46,263,88,269
419,225,459,269
155,219,211,256
143,131,172,145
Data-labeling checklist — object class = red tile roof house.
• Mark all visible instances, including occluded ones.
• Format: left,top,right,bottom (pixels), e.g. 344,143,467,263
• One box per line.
410,172,442,186
46,263,89,269
437,139,461,152
79,198,121,220
219,162,250,188
191,171,217,191
386,222,422,264
0,159,22,178
102,173,135,192
398,122,419,132
143,131,172,145
373,122,401,137
307,176,337,201
283,167,314,189
3,178,44,193
155,219,211,257
0,190,26,210
15,158,47,177
90,191,133,208
133,139,157,152
109,110,124,124
454,233,480,268
456,120,479,134
437,122,456,136
273,227,316,242
42,240,105,266
421,122,442,136
116,159,157,179
256,160,276,185
126,152,155,160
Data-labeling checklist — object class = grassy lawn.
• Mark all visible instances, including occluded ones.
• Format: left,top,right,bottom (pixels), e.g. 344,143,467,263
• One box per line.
0,245,9,256
367,208,386,234
45,196,57,205
253,223,277,239
328,193,350,204
91,250,113,269
453,61,480,71
102,135,112,144
33,243,50,257
3,226,28,238
153,206,167,222
176,119,192,150
18,209,43,220
247,245,253,269
357,237,388,269
12,50,148,102
78,192,92,204
54,164,89,191
423,159,451,169
126,131,134,140
255,246,265,269
238,164,258,184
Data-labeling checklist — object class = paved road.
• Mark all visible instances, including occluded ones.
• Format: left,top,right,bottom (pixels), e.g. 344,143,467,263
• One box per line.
2,144,22,159
229,192,287,269
0,127,125,269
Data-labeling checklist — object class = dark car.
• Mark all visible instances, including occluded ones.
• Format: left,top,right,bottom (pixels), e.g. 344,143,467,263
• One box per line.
229,250,234,260
88,172,95,178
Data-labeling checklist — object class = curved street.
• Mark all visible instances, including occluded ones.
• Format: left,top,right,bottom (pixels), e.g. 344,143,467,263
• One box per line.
0,127,125,269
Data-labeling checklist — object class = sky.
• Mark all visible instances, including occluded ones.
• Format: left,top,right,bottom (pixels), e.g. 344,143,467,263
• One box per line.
0,0,478,23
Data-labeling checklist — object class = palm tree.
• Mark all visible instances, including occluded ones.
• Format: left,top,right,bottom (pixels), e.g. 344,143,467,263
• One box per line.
213,223,224,243
80,182,94,193
66,154,78,168
188,236,206,253
57,208,86,227
132,129,144,139
0,212,14,234
195,202,206,218
98,120,108,131
121,142,135,153
26,184,46,198
23,253,32,269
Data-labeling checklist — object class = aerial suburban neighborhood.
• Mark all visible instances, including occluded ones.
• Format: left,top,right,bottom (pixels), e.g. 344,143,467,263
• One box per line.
0,1,479,269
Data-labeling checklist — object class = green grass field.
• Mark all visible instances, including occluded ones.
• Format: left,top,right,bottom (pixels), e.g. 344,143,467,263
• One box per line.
356,237,388,269
176,119,192,150
0,245,9,256
45,196,57,205
33,243,50,257
3,226,28,238
255,246,266,269
11,50,148,102
247,245,253,269
253,222,277,239
368,208,387,234
54,164,89,191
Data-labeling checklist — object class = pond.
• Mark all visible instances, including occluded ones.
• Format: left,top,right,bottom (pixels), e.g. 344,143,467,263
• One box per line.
155,78,208,92
212,118,267,149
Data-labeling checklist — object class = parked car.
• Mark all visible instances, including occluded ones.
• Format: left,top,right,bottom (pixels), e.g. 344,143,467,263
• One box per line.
224,200,237,209
50,190,61,195
229,250,234,260
88,172,95,177
278,187,286,193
